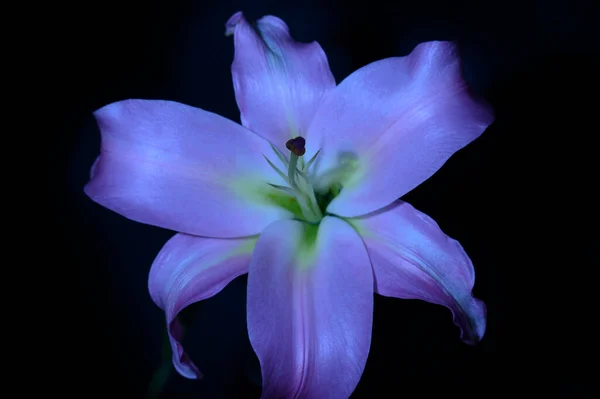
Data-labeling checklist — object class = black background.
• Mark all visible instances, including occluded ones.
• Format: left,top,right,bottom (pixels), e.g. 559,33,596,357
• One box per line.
47,0,597,397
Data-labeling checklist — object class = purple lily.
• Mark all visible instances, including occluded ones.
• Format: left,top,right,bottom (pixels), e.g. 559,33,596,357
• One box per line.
85,11,493,399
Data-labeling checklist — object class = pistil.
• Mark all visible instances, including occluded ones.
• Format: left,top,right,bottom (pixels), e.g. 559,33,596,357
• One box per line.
265,137,323,223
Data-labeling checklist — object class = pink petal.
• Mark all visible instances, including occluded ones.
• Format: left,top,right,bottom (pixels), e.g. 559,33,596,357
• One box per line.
348,200,486,344
305,41,494,217
85,99,293,237
246,217,373,399
226,12,335,148
148,233,257,378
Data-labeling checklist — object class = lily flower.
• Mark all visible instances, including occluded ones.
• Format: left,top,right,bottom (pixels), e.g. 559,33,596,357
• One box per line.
85,11,493,399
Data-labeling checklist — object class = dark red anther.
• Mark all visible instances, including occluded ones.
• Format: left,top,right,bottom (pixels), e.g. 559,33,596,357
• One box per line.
285,136,306,156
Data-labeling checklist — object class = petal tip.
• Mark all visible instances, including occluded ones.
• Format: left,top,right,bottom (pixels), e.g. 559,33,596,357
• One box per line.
174,357,203,380
459,296,487,345
83,175,100,202
83,157,100,200
225,11,245,36
92,101,118,121
480,100,496,127
92,100,131,131
82,182,93,199
411,40,458,60
89,155,100,180
256,15,289,33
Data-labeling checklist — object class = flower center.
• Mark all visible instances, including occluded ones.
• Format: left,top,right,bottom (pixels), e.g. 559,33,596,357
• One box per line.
263,137,342,224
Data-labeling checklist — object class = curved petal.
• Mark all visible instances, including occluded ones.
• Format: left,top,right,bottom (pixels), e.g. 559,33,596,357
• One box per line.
347,200,486,344
148,233,258,378
226,12,335,149
305,41,494,217
84,99,294,237
247,217,373,399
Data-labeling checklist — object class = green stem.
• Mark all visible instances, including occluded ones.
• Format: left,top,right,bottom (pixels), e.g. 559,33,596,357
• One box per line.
146,361,172,399
146,326,184,399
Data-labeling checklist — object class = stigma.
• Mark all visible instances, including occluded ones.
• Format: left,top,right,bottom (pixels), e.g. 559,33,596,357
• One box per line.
286,136,306,156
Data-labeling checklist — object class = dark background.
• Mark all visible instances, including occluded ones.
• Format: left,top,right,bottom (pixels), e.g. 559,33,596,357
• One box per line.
47,0,597,397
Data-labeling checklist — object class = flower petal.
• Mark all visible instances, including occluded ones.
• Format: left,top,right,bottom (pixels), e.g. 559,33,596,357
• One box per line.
85,99,295,237
226,12,335,148
148,233,257,378
247,217,373,399
347,200,486,344
305,41,494,217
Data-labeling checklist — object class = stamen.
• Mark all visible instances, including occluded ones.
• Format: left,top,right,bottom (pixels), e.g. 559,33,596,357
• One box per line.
270,144,289,166
304,149,321,172
263,154,290,184
267,183,296,196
